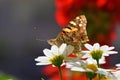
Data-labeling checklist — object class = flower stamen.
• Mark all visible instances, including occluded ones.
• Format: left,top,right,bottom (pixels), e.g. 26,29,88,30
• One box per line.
86,64,98,72
49,55,64,67
90,50,103,60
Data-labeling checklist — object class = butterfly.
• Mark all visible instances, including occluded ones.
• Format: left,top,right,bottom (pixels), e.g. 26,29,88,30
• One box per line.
48,15,89,54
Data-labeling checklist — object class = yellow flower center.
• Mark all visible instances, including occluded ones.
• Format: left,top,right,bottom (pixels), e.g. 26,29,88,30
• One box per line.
86,64,98,72
90,50,103,60
49,55,64,67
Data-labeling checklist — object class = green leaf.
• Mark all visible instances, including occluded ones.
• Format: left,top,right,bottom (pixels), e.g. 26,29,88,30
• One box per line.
0,73,17,80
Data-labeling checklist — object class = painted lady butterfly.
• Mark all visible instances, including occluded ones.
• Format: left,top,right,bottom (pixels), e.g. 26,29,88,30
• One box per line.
48,15,89,54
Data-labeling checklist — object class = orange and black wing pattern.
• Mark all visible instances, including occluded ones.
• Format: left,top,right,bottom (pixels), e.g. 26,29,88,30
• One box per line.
48,15,89,53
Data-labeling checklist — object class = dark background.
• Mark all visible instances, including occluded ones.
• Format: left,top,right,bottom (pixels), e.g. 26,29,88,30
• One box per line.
0,0,60,80
0,0,120,80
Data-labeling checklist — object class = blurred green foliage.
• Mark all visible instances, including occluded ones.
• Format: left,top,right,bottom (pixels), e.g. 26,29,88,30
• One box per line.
0,73,17,80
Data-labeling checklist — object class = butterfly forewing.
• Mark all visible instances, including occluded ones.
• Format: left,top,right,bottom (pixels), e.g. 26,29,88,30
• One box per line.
48,15,89,54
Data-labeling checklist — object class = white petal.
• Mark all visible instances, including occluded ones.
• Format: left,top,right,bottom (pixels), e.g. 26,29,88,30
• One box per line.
99,57,106,64
66,61,81,68
51,45,59,55
97,68,113,77
115,63,120,67
82,50,90,54
100,45,109,51
82,53,90,58
84,43,93,50
97,69,108,76
71,67,85,72
108,46,115,50
103,51,117,56
35,56,49,62
103,52,109,56
93,43,100,50
36,62,51,65
112,71,120,80
86,58,96,64
107,51,118,54
59,43,67,54
86,57,105,64
66,63,73,68
43,49,53,57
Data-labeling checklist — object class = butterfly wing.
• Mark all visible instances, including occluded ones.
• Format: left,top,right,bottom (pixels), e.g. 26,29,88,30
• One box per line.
48,15,89,54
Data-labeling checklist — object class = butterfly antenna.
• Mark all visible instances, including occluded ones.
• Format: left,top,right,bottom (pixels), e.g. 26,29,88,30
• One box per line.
36,38,47,42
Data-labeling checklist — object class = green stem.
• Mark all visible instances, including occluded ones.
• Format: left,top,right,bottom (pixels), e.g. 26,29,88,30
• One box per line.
96,59,100,68
96,59,100,80
58,66,62,80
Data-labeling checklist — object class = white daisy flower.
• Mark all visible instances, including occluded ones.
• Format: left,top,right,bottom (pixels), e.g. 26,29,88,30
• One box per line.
82,43,118,64
112,70,120,80
110,63,120,80
66,60,114,79
35,43,74,67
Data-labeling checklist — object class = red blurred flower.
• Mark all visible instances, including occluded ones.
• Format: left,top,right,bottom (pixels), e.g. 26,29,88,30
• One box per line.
105,0,120,11
96,0,107,8
42,0,120,79
42,65,88,80
55,9,76,27
109,32,117,41
55,0,74,10
43,65,72,80
55,0,120,27
55,0,86,27
55,0,85,11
